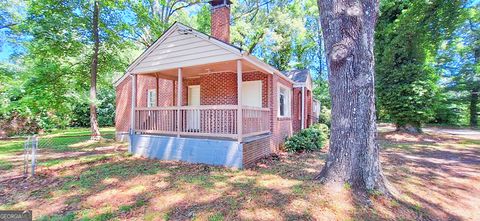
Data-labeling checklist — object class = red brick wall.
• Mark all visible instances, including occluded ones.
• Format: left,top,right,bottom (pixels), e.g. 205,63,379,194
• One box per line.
243,135,271,167
181,71,269,107
270,75,294,152
116,71,310,163
291,87,316,132
115,77,132,133
211,6,230,43
115,75,174,133
292,88,302,132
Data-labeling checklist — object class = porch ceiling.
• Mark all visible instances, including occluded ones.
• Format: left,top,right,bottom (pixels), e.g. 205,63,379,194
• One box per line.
138,59,262,79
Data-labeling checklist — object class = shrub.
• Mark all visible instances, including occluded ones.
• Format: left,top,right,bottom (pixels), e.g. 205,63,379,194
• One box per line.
318,106,331,128
284,123,329,153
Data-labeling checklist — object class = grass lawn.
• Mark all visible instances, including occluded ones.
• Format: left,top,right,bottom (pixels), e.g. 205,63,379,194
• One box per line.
0,126,479,220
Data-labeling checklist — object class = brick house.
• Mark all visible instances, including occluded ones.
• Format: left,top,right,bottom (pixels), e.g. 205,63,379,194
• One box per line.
114,0,318,168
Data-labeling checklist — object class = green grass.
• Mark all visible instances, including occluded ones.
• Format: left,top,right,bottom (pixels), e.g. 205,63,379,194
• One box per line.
208,212,224,221
39,154,111,167
41,127,115,137
0,159,13,170
0,127,115,156
62,160,163,191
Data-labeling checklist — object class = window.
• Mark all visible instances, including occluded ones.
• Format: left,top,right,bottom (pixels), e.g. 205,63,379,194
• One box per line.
278,84,291,117
147,89,157,107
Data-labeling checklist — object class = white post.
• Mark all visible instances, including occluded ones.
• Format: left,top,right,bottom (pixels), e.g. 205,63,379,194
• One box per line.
130,74,137,134
177,68,182,137
237,60,243,142
155,74,159,107
31,136,37,176
301,86,305,129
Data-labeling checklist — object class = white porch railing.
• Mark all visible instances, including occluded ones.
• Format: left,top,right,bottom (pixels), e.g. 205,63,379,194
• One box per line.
242,106,271,137
135,105,270,140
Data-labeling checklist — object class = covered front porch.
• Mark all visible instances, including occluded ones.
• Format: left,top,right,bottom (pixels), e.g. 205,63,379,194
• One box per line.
130,59,272,142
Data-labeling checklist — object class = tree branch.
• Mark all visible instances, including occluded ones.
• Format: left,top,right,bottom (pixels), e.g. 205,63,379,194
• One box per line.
0,23,17,30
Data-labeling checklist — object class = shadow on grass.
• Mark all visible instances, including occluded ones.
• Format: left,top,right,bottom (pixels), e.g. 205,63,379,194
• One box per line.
3,137,477,221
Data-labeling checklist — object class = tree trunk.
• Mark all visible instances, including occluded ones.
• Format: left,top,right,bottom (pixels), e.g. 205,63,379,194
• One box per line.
315,0,389,194
470,87,478,128
469,19,479,128
90,0,101,140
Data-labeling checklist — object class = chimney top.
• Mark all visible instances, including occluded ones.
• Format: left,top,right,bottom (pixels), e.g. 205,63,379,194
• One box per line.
209,0,232,7
209,0,231,43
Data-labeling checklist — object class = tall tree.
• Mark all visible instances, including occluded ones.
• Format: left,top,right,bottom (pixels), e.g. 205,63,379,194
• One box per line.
315,0,388,193
375,0,463,132
438,4,479,128
90,0,101,140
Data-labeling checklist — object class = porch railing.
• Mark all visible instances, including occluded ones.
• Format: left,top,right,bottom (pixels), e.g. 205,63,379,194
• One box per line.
135,105,270,140
242,106,271,137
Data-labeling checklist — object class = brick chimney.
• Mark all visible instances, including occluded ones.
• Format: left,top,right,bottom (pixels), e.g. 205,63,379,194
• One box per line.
209,0,232,43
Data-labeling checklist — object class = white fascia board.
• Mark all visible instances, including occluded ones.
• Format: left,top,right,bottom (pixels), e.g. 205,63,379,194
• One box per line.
243,54,295,84
293,83,306,88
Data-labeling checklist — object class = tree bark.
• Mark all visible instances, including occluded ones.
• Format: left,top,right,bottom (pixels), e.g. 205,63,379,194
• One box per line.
90,0,101,140
469,19,479,128
470,87,478,128
315,0,389,194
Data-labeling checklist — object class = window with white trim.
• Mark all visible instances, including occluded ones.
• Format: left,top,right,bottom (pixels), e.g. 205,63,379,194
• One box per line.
147,89,157,107
278,84,291,117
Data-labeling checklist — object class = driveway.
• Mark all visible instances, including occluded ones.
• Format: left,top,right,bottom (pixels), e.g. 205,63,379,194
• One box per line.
423,127,480,140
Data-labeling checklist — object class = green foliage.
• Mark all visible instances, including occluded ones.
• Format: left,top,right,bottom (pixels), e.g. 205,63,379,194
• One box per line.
284,123,329,153
435,4,479,127
318,106,331,128
375,0,464,129
0,0,133,134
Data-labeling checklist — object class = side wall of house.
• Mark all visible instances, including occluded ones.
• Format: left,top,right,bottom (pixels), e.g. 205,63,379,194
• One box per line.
115,75,174,140
292,88,302,132
270,75,294,152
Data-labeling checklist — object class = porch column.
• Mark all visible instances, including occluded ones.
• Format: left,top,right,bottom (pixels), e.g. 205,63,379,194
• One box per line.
301,86,305,129
177,68,182,137
237,60,243,142
130,74,137,134
155,74,159,107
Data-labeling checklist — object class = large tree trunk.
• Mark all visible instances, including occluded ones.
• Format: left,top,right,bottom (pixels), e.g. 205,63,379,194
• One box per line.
90,0,101,140
315,0,389,194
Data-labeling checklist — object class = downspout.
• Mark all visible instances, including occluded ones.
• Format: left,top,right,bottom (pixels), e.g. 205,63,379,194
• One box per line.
301,86,305,130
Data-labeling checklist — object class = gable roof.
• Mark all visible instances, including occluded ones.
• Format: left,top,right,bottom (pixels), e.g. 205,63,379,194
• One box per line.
114,22,294,86
282,69,309,83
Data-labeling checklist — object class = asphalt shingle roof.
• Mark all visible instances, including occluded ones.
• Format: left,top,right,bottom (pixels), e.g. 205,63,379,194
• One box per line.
281,69,309,83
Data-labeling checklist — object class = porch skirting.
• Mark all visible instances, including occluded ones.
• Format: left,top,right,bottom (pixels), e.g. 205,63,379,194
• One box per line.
129,134,272,168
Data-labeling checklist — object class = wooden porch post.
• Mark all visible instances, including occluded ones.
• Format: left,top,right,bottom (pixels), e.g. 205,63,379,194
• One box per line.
130,74,137,134
155,74,159,107
301,86,305,129
237,60,243,142
177,68,182,137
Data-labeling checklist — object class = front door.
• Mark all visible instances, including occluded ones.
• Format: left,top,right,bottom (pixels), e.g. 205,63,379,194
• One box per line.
187,85,200,131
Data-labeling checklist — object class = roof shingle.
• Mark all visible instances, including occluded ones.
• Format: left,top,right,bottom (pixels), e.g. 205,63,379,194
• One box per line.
281,69,309,83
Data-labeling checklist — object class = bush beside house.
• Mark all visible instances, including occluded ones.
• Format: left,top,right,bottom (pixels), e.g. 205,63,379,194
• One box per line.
284,123,329,152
